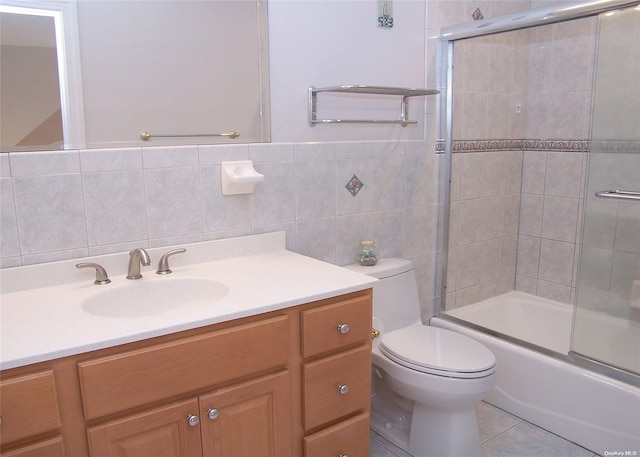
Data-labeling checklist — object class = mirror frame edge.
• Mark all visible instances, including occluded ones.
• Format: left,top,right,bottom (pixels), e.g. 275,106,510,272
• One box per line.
1,0,85,150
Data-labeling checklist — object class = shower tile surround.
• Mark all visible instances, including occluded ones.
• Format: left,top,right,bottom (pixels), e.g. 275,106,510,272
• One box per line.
445,12,603,309
0,141,440,317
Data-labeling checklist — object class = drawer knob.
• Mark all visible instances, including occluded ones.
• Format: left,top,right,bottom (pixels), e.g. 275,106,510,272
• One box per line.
338,384,349,395
207,408,220,420
337,323,350,334
187,414,200,427
339,454,349,457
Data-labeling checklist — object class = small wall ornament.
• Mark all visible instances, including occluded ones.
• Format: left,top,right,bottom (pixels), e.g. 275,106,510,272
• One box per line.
378,0,393,28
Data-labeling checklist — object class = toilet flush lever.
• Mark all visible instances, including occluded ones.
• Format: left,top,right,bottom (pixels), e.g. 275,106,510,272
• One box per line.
372,328,381,339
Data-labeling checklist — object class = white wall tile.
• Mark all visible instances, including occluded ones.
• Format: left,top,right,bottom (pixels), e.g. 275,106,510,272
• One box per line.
200,165,252,233
544,152,584,198
404,204,439,256
83,170,148,246
1,178,20,259
80,148,142,172
144,167,202,239
369,209,404,260
13,174,87,255
538,239,574,286
516,235,540,278
251,161,295,226
10,150,80,176
482,195,506,240
370,156,405,211
541,196,579,242
295,217,336,264
521,151,546,194
0,155,11,178
143,146,198,168
614,202,640,254
295,159,337,220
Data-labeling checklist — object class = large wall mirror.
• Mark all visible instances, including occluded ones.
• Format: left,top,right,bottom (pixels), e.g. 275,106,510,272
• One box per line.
0,0,270,152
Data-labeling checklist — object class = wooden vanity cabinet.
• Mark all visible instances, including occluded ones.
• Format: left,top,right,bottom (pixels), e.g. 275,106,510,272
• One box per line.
87,371,291,457
0,289,372,457
300,293,372,456
0,371,65,457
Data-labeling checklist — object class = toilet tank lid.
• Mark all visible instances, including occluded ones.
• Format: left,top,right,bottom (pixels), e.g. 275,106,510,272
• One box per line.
344,258,413,279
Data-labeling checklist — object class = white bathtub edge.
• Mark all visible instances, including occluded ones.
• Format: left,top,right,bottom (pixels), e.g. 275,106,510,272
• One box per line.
432,317,640,456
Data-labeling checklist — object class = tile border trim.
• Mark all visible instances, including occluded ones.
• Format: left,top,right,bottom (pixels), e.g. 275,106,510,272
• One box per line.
451,139,640,154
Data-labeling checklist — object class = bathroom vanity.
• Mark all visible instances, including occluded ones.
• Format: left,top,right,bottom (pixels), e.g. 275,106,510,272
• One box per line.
0,233,375,456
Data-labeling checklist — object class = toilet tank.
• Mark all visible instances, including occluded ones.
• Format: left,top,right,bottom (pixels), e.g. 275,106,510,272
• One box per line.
345,258,422,333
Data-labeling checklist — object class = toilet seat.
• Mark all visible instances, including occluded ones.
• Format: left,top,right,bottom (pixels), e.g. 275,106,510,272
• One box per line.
379,325,496,379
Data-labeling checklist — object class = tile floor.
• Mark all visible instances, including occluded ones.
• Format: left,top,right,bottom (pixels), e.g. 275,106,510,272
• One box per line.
369,401,600,457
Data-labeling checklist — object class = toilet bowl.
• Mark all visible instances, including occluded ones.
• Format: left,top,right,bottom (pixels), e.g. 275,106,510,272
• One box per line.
345,258,495,457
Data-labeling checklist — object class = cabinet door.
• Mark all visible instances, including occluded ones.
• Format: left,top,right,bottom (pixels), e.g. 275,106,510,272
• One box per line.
199,371,291,457
86,398,202,457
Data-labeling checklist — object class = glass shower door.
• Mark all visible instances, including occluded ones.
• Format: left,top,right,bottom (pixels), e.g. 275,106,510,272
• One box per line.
572,5,640,376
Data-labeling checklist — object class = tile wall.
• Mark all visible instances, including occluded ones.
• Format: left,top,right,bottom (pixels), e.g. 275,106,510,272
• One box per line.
447,149,522,307
0,140,440,316
444,9,600,308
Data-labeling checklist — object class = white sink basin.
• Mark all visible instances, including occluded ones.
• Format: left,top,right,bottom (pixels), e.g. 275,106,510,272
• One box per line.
82,277,229,318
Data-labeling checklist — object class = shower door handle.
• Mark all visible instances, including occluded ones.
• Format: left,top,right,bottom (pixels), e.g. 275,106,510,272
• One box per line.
595,190,640,201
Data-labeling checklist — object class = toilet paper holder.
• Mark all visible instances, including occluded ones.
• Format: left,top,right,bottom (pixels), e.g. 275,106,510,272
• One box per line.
220,160,264,195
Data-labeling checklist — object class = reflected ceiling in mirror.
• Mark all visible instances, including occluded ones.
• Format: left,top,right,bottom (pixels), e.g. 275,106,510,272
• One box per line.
1,7,63,152
0,0,270,152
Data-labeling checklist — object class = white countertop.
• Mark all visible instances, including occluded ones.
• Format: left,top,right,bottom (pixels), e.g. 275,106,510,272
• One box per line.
0,232,376,370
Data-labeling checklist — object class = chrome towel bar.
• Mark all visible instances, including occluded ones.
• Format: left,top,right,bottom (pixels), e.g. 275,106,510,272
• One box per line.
595,190,640,201
308,85,439,127
140,131,239,141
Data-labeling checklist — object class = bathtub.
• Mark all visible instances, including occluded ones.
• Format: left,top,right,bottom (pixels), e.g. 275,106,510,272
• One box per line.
431,291,640,456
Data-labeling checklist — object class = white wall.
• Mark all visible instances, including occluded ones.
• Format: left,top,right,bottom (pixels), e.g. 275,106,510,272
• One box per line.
268,0,428,142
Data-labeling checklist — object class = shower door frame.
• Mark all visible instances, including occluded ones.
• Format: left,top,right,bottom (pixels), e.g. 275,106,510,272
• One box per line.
435,0,640,387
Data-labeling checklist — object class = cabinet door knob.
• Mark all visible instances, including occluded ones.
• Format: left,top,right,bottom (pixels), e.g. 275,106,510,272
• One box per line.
337,323,350,334
187,414,200,427
338,384,349,395
339,454,349,457
207,408,220,420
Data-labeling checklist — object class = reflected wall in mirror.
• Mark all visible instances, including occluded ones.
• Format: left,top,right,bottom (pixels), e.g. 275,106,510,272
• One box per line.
0,0,270,152
1,8,63,151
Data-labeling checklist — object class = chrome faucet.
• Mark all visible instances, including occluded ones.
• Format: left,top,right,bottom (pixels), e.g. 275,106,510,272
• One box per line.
156,248,186,275
76,262,111,285
126,248,151,280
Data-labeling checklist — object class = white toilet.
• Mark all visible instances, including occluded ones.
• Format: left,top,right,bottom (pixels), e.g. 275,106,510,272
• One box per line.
346,258,496,457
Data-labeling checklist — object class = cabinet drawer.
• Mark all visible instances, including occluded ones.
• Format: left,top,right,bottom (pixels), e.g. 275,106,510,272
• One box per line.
302,345,371,430
78,315,289,420
0,370,61,445
2,436,65,457
304,412,369,457
301,293,372,358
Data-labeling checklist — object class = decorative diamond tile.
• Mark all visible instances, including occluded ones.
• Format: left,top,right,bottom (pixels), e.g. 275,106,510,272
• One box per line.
345,174,364,197
472,7,484,21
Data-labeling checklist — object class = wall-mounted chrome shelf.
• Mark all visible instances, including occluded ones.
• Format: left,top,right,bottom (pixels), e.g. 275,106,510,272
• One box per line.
308,85,439,127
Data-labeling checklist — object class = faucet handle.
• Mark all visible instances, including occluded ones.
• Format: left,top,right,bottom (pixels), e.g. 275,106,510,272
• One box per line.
76,262,111,285
156,248,186,275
